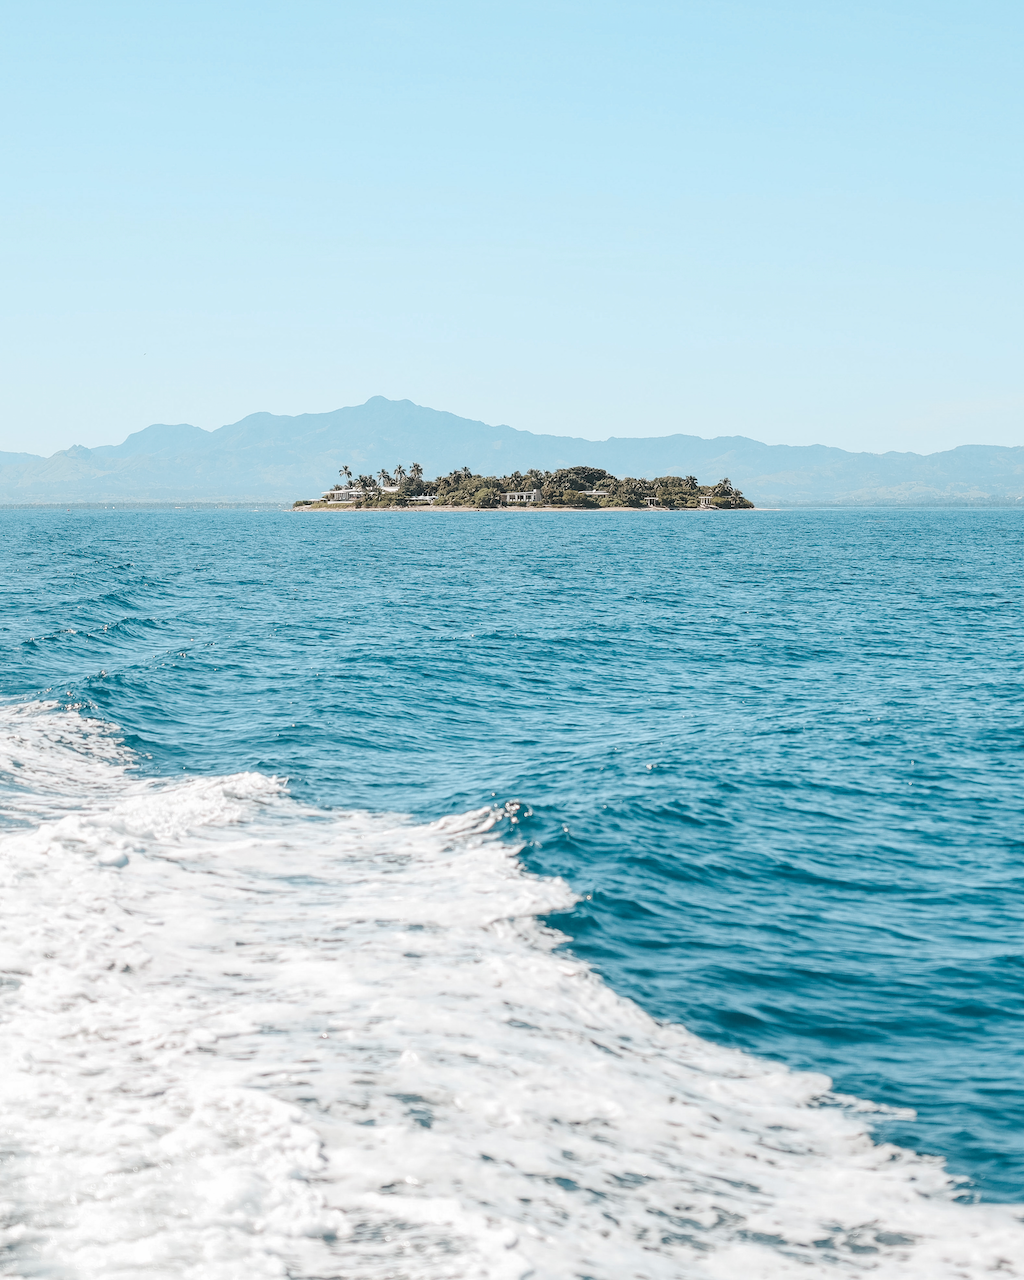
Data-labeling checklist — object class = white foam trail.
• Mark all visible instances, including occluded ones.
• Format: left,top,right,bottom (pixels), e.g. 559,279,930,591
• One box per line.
0,702,1021,1279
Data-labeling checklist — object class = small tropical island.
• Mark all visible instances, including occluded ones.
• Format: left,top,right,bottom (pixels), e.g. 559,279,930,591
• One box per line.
294,465,754,510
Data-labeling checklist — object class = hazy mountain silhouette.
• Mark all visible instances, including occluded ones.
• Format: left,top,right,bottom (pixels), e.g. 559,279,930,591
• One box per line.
2,396,1022,505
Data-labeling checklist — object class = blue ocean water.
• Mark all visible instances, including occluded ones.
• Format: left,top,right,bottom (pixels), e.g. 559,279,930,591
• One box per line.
2,504,1022,1221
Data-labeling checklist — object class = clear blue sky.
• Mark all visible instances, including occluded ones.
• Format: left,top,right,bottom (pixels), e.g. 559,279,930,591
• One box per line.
2,0,1021,456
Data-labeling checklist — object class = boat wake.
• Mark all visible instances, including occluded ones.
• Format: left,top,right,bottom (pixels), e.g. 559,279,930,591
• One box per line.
0,702,1020,1278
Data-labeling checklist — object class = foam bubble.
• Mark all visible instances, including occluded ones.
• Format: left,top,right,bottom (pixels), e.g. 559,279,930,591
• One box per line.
1,703,1021,1277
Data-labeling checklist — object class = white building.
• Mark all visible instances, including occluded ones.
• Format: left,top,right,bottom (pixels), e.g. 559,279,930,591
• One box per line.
500,489,543,504
320,485,440,504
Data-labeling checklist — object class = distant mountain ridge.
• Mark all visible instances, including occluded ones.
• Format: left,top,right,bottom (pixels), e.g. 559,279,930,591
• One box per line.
1,396,1022,505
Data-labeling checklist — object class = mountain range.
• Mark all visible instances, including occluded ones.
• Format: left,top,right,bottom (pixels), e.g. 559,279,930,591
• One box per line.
2,397,1022,506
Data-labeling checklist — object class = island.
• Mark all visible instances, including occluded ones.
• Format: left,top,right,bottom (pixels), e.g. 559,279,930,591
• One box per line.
294,465,754,510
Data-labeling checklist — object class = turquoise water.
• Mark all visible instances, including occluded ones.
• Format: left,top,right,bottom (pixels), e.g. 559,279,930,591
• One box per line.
2,505,1023,1269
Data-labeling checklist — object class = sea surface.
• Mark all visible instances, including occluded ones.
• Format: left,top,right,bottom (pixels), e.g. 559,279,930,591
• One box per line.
1,504,1023,1278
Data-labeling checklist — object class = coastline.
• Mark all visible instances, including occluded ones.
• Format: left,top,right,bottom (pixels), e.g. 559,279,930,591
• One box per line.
291,504,758,513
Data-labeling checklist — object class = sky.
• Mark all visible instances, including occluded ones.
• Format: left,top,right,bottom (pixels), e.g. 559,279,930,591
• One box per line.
1,0,1021,457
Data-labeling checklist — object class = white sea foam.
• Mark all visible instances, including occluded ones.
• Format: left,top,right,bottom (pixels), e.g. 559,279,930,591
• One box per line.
0,702,1021,1278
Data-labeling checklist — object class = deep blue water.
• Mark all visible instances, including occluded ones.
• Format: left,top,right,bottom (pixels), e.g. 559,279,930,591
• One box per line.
3,505,1023,1200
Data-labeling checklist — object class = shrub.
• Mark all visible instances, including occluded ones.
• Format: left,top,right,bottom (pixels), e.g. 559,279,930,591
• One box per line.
561,490,599,508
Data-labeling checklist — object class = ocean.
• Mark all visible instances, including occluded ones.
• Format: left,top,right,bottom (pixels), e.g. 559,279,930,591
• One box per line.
1,504,1022,1278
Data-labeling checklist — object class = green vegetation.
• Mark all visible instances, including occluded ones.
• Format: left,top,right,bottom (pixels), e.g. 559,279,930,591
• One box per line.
294,464,754,509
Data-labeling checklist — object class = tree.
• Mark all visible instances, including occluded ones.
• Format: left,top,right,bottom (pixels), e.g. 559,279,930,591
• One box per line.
550,466,615,491
651,475,702,508
312,462,752,509
600,477,650,508
561,489,599,508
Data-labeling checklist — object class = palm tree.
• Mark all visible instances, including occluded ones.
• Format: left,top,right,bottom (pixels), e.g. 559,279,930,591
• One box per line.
378,468,394,488
358,473,377,492
394,464,407,485
409,462,423,482
339,465,353,486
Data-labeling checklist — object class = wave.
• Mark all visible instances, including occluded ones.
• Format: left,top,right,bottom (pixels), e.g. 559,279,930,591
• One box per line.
0,702,1020,1278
